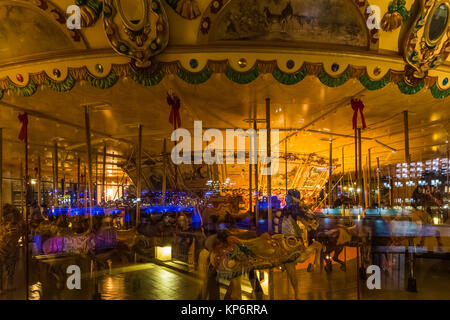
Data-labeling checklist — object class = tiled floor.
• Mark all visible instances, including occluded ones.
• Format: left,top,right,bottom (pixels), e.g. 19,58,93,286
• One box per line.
1,249,449,300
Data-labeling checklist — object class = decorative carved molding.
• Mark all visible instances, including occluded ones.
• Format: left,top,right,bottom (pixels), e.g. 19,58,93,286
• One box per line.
75,0,103,27
165,0,201,20
17,0,86,44
380,0,411,32
103,0,169,67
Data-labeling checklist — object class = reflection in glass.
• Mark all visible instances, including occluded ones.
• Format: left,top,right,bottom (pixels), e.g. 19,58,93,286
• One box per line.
429,4,449,42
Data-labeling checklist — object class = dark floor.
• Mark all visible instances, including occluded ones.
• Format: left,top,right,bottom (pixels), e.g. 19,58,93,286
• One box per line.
1,249,449,300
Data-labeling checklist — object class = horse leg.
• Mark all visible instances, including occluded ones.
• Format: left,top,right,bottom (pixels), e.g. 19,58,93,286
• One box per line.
332,246,346,271
206,265,220,300
248,270,264,300
324,248,333,273
285,262,299,299
224,276,242,300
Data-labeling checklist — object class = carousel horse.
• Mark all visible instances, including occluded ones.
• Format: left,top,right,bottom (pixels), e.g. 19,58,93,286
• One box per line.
316,222,372,274
33,214,118,288
275,190,372,274
197,212,323,300
0,204,25,292
196,195,248,231
382,209,443,251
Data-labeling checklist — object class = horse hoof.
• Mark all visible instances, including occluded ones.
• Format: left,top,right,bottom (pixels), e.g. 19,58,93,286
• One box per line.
325,264,332,273
307,264,313,272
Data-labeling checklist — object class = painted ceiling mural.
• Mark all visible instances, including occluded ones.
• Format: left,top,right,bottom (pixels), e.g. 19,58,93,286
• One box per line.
0,3,76,62
199,0,369,47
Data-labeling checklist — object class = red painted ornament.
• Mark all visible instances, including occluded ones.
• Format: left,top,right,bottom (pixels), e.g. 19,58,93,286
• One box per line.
16,74,24,82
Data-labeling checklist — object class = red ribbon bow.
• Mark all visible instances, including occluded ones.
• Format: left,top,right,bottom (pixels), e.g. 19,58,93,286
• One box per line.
18,112,28,141
351,98,367,130
167,92,181,129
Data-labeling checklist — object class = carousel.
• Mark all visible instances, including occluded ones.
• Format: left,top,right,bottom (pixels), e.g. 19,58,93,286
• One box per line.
0,0,449,300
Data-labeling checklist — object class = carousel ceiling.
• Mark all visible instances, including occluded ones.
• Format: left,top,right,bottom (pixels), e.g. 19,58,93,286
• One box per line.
0,66,448,182
0,0,448,185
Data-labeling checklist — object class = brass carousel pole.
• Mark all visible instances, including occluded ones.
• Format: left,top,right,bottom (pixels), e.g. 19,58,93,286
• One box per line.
77,157,80,208
254,105,259,229
136,124,142,229
249,119,253,217
388,164,392,207
37,154,41,208
84,106,93,230
285,139,288,195
377,157,381,211
342,146,345,216
0,128,2,219
266,98,274,301
84,165,87,211
447,142,449,222
54,140,58,205
358,128,365,212
24,123,30,300
368,148,372,208
328,139,333,210
354,128,358,212
404,110,416,292
95,153,98,206
162,138,167,205
102,143,106,204
266,98,272,234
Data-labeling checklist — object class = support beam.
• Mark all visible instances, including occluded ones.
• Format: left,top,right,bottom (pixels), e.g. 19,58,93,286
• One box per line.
280,89,367,145
0,101,134,147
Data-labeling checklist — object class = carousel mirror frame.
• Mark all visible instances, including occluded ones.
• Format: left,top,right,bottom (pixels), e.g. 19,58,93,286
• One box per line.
115,0,148,32
424,0,450,47
103,0,169,67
